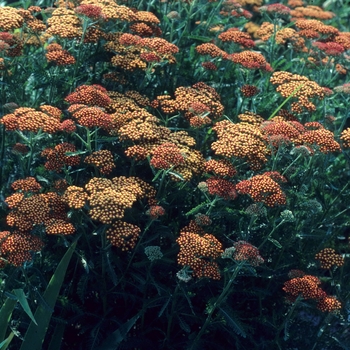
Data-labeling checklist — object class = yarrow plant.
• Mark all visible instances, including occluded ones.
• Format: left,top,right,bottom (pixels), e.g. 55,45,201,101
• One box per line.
0,0,349,349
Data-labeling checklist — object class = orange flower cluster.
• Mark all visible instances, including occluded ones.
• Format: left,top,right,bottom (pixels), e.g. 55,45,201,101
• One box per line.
283,275,326,301
1,106,62,133
220,0,253,19
84,176,156,224
0,231,44,267
106,33,178,71
340,128,350,148
84,150,116,174
5,183,75,236
41,143,80,172
299,126,340,153
204,159,236,177
0,7,24,31
205,177,237,200
257,22,306,50
176,221,223,280
65,84,111,107
315,248,344,269
295,19,339,38
236,172,287,207
106,221,141,251
231,241,264,266
110,93,205,181
290,6,335,20
218,28,255,48
156,82,224,127
47,8,82,38
196,43,226,58
228,50,272,71
150,142,185,170
211,117,269,170
283,274,342,312
11,177,41,192
67,105,113,131
63,186,88,209
146,205,165,220
46,43,76,65
270,71,325,113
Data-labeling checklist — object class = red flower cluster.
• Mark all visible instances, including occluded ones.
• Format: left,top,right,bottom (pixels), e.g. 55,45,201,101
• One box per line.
65,84,111,107
205,177,237,200
41,143,80,172
236,172,287,207
232,241,264,266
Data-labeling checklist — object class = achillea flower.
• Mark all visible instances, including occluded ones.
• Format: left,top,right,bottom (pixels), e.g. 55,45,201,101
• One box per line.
41,143,80,172
0,231,44,267
11,177,42,192
84,150,115,175
130,23,155,37
204,159,236,177
0,7,24,31
45,218,75,235
315,248,344,269
134,10,160,24
229,240,264,266
283,275,326,301
106,221,141,251
75,4,102,19
201,61,218,70
194,213,212,226
177,222,223,280
146,205,165,219
317,296,341,312
150,142,185,170
260,119,305,144
47,8,82,38
236,172,286,207
312,41,345,56
5,193,24,209
228,50,272,71
334,83,350,94
295,19,338,37
63,186,88,209
211,119,269,170
290,5,335,20
205,177,237,200
218,28,255,48
240,85,259,97
340,128,350,148
59,119,77,133
85,176,156,224
11,143,29,155
1,107,61,133
69,106,112,130
244,203,267,217
335,32,350,50
140,37,179,55
270,71,325,113
45,44,76,65
144,246,163,261
298,128,340,153
65,85,111,107
196,43,227,58
259,3,291,16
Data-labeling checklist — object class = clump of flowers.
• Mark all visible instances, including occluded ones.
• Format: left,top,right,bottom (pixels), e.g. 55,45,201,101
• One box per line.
236,172,287,207
176,221,223,280
211,117,269,170
144,246,163,261
227,50,273,71
106,221,141,251
270,71,325,113
65,84,111,107
204,177,237,200
84,150,116,175
222,241,264,266
146,205,165,220
315,248,344,269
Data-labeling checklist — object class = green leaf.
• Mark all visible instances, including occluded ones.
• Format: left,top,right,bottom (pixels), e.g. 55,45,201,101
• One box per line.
0,298,17,343
268,238,282,248
20,240,77,350
0,332,14,350
96,314,140,350
13,289,37,326
219,307,246,338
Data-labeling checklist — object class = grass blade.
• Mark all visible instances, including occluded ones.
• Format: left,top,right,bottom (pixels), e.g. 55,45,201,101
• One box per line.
13,289,37,326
